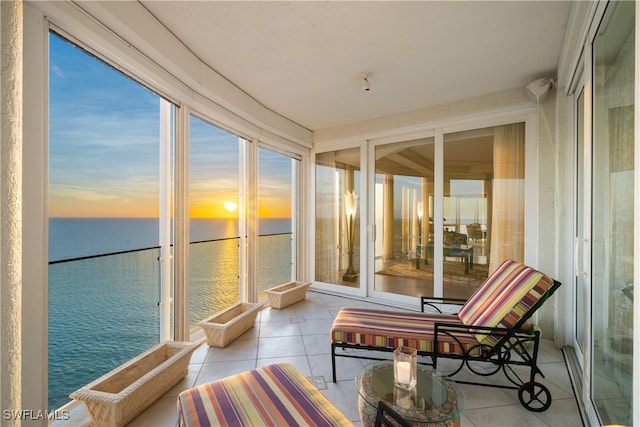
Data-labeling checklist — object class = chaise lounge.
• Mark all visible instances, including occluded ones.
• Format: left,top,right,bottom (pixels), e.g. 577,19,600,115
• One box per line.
177,362,353,426
331,259,561,412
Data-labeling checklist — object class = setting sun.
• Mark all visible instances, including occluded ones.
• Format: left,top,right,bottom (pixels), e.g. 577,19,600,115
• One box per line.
224,201,237,212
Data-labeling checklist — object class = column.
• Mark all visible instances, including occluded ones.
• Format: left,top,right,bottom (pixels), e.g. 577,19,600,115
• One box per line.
1,0,23,422
383,175,394,259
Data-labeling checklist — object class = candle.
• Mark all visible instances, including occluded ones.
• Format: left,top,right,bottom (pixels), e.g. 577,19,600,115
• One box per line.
394,346,417,390
396,361,411,385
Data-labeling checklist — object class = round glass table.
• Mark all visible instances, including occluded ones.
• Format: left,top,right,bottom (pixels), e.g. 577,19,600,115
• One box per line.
356,362,464,426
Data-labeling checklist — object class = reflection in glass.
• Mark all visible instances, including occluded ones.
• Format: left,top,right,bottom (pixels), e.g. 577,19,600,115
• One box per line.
373,126,525,301
343,190,359,281
591,1,634,424
443,124,524,299
315,148,360,286
374,138,434,296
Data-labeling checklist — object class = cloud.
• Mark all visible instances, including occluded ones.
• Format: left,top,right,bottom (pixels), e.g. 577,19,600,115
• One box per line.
51,63,65,78
49,32,291,219
51,186,119,202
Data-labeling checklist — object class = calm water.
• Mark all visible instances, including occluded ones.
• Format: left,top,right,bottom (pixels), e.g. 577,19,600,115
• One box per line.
48,217,292,410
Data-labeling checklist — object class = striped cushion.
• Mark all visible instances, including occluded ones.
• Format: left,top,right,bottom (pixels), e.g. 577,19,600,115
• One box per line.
331,307,481,355
458,259,554,346
177,362,352,427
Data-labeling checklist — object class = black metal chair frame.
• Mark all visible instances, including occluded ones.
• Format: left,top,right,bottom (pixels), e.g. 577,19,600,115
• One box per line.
331,279,562,412
374,400,411,427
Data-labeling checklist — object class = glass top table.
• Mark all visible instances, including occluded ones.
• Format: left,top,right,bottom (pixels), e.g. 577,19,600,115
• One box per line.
355,362,464,426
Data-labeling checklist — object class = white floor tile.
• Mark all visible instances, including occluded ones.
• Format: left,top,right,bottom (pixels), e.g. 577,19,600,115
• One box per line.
76,291,583,427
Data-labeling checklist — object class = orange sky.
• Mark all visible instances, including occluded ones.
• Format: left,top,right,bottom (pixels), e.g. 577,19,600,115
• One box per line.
190,197,291,218
50,193,292,219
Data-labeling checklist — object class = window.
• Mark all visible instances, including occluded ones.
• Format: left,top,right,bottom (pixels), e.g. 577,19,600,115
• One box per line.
315,148,361,287
48,32,167,409
257,148,298,297
189,116,241,328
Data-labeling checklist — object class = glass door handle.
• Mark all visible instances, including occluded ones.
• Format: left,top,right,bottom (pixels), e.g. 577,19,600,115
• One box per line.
574,237,588,277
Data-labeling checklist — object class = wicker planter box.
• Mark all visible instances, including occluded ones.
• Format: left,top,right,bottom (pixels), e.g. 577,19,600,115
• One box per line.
69,340,199,427
198,302,263,347
264,281,311,309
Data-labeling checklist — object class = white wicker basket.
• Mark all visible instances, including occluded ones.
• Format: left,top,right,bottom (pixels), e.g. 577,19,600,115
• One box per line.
264,281,311,309
198,302,263,347
70,341,199,427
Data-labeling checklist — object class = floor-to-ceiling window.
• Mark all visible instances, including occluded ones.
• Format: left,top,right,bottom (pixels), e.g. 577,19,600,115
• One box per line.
591,1,634,423
257,147,298,297
48,32,168,409
189,128,302,322
189,116,241,328
41,5,308,412
315,148,361,288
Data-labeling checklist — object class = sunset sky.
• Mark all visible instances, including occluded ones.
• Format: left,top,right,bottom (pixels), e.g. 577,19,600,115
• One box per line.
49,32,291,219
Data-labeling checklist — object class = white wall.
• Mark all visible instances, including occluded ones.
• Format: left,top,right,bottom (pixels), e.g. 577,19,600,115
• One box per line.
314,86,532,144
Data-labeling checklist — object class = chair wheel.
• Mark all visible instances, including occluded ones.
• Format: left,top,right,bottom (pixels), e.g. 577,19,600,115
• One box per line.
518,381,551,412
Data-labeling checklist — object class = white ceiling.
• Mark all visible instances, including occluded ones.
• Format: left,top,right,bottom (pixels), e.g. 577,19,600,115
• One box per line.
140,1,572,132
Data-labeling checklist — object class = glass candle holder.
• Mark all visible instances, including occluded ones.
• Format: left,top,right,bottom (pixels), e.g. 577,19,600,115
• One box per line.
393,346,417,390
394,383,419,409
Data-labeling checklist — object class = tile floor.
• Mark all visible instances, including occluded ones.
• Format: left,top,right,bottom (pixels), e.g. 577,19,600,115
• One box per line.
62,290,583,426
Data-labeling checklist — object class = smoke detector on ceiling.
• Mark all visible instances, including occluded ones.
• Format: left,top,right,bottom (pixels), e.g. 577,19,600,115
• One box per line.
360,72,372,92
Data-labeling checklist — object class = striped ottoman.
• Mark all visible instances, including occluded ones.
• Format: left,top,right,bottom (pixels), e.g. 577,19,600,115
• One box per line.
177,362,353,426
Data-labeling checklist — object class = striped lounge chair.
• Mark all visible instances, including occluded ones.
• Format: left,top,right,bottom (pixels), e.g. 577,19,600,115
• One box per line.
331,259,561,412
177,362,353,426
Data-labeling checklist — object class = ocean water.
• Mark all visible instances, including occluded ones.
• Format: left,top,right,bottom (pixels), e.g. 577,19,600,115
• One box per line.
48,217,292,410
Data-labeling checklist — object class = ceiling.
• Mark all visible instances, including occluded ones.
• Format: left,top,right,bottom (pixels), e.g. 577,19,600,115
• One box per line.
140,1,573,132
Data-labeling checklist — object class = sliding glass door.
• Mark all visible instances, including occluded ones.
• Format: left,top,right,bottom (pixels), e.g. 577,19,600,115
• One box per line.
369,122,526,302
443,125,525,298
570,2,635,425
373,137,435,298
590,1,634,423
